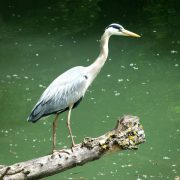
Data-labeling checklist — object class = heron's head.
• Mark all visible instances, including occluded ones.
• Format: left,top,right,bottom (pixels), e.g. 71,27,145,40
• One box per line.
105,23,140,38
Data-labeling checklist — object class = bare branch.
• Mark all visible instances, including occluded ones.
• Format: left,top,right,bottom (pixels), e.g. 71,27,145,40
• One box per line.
0,115,145,180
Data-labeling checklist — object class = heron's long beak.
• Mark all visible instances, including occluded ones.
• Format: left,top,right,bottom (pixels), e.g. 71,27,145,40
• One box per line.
122,29,141,38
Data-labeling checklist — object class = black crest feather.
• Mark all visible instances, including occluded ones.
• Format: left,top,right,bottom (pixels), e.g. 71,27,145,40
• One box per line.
106,23,123,30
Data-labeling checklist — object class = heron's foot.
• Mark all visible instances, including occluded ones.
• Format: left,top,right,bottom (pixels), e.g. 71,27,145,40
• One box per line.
71,143,79,152
52,149,71,156
52,149,58,154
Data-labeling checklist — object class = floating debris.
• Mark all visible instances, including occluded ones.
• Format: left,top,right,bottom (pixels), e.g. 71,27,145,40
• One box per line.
114,92,120,96
172,169,177,173
12,74,18,77
6,75,11,78
118,78,123,82
142,174,147,178
136,177,142,180
101,88,106,92
24,76,29,79
121,164,133,168
130,63,134,67
39,84,46,88
170,50,178,54
97,172,105,176
163,156,171,160
133,67,139,70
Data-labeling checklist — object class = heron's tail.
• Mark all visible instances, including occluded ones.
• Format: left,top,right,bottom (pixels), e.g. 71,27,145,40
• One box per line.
27,101,45,123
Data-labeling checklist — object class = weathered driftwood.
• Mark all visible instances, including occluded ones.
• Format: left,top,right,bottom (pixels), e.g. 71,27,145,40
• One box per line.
0,115,145,180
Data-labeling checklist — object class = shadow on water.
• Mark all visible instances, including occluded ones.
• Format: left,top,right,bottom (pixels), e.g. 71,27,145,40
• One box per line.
0,0,180,179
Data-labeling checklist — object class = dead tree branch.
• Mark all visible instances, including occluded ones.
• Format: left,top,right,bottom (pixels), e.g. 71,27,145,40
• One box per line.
0,115,145,180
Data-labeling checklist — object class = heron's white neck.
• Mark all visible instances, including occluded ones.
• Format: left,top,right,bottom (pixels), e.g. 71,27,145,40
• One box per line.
87,31,111,81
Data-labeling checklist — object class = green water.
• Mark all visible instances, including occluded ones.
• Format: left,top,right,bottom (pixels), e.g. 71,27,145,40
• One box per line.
0,1,180,179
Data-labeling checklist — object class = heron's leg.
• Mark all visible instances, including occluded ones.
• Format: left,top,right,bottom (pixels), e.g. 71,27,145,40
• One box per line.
52,113,59,152
67,104,75,147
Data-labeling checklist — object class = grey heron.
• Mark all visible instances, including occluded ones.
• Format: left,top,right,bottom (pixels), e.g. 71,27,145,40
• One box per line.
27,23,140,152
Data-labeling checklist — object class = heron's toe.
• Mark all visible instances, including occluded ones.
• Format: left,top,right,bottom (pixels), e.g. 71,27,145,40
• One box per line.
52,149,58,154
71,143,80,152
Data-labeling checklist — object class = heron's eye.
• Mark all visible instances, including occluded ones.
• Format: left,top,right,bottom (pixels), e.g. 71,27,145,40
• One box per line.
119,27,123,32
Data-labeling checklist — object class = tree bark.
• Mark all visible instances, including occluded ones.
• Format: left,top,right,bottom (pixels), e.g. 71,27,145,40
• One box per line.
0,115,145,180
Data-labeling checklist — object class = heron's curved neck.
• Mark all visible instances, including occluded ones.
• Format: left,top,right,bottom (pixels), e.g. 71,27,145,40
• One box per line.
87,32,110,77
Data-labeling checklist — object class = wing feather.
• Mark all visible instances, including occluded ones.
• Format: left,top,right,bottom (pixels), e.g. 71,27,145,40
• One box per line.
28,66,88,122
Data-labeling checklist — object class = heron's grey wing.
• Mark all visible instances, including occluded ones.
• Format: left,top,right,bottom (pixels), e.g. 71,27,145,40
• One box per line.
28,66,88,122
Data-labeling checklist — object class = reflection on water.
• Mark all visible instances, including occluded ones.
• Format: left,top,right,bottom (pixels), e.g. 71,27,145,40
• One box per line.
0,1,180,180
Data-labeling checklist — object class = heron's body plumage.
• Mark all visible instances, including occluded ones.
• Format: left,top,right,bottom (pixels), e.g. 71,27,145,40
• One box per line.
28,66,88,122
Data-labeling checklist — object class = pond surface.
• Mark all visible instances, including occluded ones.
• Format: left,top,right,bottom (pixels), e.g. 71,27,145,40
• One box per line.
0,1,180,180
